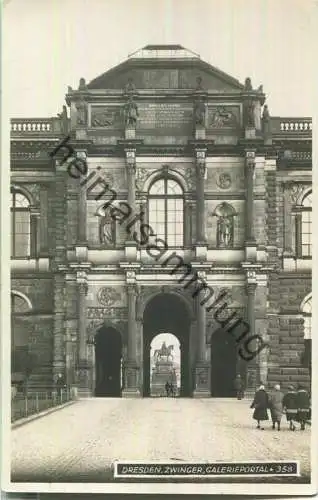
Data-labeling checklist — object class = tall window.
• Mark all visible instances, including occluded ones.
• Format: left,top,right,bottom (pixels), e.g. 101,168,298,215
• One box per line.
300,192,312,257
148,177,184,246
11,191,31,258
302,295,312,340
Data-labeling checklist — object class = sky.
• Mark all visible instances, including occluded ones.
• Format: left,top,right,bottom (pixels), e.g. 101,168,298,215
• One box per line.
3,0,316,118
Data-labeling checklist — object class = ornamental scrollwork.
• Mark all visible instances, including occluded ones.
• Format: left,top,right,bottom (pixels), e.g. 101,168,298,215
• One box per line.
97,287,121,307
135,167,151,191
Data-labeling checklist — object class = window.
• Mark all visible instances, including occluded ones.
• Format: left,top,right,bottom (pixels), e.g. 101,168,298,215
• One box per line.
300,192,312,257
302,295,312,340
11,191,31,258
213,203,236,248
148,177,184,246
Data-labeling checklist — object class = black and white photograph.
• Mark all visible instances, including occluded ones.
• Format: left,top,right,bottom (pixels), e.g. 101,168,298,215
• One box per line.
1,0,316,496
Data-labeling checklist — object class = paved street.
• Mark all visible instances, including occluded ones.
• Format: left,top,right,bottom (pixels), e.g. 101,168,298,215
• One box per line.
11,398,310,482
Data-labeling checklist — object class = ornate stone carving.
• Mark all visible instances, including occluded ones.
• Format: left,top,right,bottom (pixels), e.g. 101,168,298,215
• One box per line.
193,97,206,126
124,77,136,95
209,107,237,128
97,287,121,307
23,184,40,206
216,173,231,190
289,183,307,205
78,77,87,91
91,109,114,127
99,215,115,245
135,167,151,190
87,307,126,320
244,77,253,91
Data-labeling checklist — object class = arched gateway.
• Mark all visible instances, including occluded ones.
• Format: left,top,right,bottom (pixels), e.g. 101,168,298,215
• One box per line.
143,293,192,397
94,326,122,397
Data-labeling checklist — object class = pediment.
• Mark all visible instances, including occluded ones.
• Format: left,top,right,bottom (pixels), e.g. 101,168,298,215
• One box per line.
87,50,244,92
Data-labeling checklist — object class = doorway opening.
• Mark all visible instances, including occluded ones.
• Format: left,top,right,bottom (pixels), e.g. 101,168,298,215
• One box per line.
210,327,237,397
143,293,191,397
150,333,181,397
94,325,122,397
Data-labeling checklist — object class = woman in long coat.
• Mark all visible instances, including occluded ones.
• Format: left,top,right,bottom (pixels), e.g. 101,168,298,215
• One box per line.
250,384,269,429
282,385,298,431
296,385,310,430
269,384,284,430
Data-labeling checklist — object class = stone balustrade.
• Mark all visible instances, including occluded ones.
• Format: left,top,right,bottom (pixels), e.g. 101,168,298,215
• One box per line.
270,117,312,135
10,117,66,135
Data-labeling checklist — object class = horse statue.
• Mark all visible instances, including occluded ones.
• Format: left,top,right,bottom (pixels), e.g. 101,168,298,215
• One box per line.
153,342,174,362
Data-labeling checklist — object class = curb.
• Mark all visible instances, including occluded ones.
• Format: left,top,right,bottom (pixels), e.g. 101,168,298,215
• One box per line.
11,399,77,429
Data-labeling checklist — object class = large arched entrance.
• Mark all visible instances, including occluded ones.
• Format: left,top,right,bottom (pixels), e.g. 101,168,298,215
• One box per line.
94,325,122,397
210,327,237,397
150,333,181,397
143,293,191,397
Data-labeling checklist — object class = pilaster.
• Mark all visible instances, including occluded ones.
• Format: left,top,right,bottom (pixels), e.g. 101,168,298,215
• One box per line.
194,148,207,261
193,271,210,398
76,271,91,397
124,148,137,261
245,150,257,262
122,271,140,397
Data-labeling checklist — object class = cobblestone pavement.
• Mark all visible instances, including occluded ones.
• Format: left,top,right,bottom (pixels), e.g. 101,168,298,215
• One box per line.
11,398,310,482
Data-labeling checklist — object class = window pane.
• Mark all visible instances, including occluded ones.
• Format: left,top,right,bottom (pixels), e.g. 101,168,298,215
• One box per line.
167,179,182,195
149,180,165,195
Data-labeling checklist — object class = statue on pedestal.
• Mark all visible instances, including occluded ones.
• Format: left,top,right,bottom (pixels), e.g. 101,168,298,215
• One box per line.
124,95,139,127
76,98,87,126
57,105,69,135
194,97,206,126
262,104,271,136
243,98,255,128
217,216,233,247
124,77,136,95
244,77,253,91
78,77,87,91
153,341,174,362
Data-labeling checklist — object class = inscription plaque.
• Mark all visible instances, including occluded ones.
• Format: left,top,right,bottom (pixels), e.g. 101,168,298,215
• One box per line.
137,103,193,132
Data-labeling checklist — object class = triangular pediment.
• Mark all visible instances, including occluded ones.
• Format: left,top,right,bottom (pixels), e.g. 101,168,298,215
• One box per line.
87,45,244,91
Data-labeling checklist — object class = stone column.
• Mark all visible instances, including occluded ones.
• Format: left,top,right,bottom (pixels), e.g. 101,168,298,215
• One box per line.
53,275,66,380
195,150,206,244
124,149,138,260
245,151,256,243
244,276,258,391
76,273,90,396
193,272,210,397
76,151,87,249
123,281,140,397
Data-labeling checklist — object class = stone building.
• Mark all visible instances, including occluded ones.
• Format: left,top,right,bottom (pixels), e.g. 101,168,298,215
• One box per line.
10,45,312,397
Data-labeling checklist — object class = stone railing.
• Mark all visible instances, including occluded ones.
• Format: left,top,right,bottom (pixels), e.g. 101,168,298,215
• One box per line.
270,117,312,135
10,117,68,136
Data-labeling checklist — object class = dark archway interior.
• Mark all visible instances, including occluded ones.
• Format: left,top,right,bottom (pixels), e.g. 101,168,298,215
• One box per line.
210,327,237,397
94,326,122,397
143,293,191,397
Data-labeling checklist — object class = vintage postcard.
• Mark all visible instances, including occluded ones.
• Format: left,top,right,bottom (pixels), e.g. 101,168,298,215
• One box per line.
1,0,316,496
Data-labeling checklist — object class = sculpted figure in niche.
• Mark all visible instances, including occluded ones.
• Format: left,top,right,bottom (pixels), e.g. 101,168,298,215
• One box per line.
217,216,233,247
195,76,204,91
124,95,139,127
194,98,206,126
99,215,115,246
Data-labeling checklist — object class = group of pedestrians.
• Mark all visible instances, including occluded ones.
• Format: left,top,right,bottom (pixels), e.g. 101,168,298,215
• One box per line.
250,383,310,431
165,381,175,397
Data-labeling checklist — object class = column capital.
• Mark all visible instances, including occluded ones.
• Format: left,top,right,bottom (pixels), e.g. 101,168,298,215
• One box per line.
246,282,257,295
76,271,88,294
245,150,256,168
126,270,137,285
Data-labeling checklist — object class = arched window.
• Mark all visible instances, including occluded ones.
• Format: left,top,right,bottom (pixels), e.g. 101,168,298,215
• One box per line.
301,295,312,340
148,177,184,246
11,190,31,258
11,292,33,380
213,202,236,248
297,192,312,257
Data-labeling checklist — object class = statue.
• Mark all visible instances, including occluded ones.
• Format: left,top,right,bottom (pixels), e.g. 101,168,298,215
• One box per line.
124,77,136,94
57,105,69,134
153,342,174,362
253,100,262,130
244,77,253,91
99,216,115,245
195,76,204,91
217,216,233,247
210,107,237,128
194,97,206,126
78,77,87,91
67,86,73,93
257,84,263,93
76,98,87,126
124,95,139,127
243,98,255,128
262,104,271,136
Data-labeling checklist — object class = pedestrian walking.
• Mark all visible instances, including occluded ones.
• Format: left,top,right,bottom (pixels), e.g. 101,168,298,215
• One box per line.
296,385,310,430
234,374,244,400
250,384,269,430
282,385,298,431
56,373,66,400
165,381,170,397
269,384,284,431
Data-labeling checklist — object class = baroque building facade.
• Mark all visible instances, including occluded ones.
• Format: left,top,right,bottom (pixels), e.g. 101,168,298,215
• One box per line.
11,45,312,397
